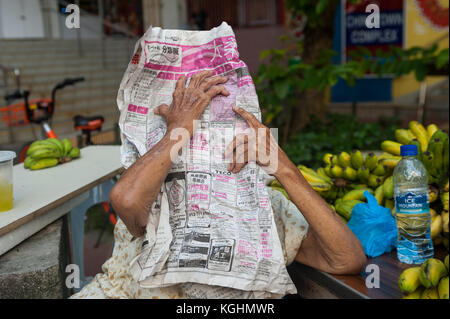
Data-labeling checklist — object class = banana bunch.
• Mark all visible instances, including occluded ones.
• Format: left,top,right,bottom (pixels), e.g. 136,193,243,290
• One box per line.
389,122,449,185
398,256,449,299
23,138,81,171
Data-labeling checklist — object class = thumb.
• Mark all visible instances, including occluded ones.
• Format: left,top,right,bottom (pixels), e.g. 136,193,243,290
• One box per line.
154,104,170,119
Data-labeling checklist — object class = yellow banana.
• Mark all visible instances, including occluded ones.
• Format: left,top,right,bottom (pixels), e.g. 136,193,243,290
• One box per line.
438,276,449,299
430,208,437,218
374,185,384,205
429,185,439,204
338,152,352,168
30,158,60,171
430,215,443,239
383,176,394,199
427,124,439,141
323,153,334,165
403,287,424,299
379,156,401,169
409,121,429,152
299,166,331,184
442,211,449,234
385,199,395,210
316,167,331,181
398,267,423,295
420,258,448,288
381,140,402,156
395,129,414,145
421,287,440,299
444,179,449,192
270,179,282,188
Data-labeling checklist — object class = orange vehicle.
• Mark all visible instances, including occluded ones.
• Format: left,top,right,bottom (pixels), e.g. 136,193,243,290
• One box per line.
0,77,105,162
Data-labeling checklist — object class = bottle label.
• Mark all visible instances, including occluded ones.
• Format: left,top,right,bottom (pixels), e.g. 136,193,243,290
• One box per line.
395,192,429,214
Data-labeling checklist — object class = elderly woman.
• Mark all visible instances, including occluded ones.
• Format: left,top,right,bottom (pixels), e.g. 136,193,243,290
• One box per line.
71,71,366,299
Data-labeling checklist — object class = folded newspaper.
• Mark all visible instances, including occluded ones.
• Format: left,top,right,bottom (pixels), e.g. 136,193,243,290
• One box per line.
117,22,297,297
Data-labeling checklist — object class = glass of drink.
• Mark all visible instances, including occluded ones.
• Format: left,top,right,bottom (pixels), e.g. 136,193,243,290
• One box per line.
0,151,16,212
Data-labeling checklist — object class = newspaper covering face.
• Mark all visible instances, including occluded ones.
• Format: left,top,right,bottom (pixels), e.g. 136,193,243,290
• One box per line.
117,22,297,298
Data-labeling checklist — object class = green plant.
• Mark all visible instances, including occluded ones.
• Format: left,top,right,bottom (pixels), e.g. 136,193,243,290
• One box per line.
283,113,401,168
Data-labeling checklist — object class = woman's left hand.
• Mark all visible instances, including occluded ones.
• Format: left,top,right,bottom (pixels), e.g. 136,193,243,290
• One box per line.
224,106,296,177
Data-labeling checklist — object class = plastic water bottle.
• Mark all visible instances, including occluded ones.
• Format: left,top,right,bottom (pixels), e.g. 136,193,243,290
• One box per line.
394,144,434,264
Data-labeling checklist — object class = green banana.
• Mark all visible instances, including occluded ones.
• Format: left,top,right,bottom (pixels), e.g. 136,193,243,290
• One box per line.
430,129,449,142
331,155,340,166
350,149,364,170
357,166,371,183
368,174,382,188
383,176,394,199
374,185,384,205
365,153,378,171
29,148,61,160
26,141,58,156
384,198,395,210
381,140,402,156
409,139,423,158
30,158,59,171
62,138,73,156
335,200,363,220
422,151,438,177
342,188,373,202
372,163,388,176
46,138,64,155
421,287,440,299
419,258,448,288
24,157,33,169
441,192,449,211
438,276,449,299
270,179,282,188
443,137,449,173
342,166,358,181
398,267,423,295
428,138,444,174
69,147,81,159
429,185,439,203
445,255,449,272
324,165,333,177
338,152,352,168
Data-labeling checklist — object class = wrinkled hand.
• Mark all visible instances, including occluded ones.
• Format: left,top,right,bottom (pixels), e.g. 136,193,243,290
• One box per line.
154,70,229,138
224,106,294,177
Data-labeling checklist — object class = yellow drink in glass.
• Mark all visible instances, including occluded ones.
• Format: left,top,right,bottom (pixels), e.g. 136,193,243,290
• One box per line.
0,182,13,212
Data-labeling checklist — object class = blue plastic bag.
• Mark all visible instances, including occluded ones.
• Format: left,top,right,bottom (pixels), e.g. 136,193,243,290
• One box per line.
347,191,397,258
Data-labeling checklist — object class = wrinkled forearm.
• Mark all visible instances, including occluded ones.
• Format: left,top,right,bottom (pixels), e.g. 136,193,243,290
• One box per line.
110,134,183,232
275,163,367,274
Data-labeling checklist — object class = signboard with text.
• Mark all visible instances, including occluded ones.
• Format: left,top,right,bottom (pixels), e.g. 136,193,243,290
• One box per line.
343,0,404,64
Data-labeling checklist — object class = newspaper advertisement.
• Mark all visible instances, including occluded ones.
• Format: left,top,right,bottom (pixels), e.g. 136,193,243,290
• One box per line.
118,22,297,297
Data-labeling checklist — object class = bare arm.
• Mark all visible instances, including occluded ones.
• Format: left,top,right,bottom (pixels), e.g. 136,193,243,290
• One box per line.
110,71,230,238
226,106,367,275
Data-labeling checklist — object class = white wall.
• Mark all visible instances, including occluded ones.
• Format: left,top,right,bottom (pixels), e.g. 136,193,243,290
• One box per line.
160,0,187,29
0,0,45,38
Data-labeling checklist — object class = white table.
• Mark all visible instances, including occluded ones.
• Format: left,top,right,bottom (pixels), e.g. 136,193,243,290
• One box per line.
0,145,123,287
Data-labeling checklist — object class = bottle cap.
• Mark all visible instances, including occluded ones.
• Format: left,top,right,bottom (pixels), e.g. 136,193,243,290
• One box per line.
401,145,418,156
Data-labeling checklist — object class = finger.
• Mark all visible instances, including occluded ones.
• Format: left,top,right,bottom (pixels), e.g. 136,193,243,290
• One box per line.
199,76,228,92
232,105,261,129
205,85,230,99
189,70,214,88
153,104,170,119
232,162,248,174
233,143,249,166
224,134,249,159
175,75,187,91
